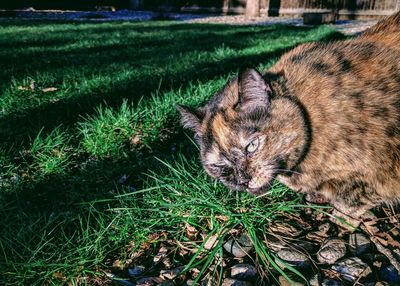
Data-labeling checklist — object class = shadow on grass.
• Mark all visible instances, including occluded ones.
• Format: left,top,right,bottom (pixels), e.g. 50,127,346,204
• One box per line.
0,22,345,148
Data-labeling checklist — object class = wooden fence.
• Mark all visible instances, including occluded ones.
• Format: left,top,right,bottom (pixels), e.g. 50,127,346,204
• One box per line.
176,0,400,19
1,0,399,18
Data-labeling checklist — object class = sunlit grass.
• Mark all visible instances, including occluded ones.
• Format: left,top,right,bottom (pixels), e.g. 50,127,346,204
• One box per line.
0,19,342,285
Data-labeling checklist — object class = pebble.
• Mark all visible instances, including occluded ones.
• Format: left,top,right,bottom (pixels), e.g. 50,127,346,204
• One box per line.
221,278,252,286
348,233,371,256
380,265,400,284
223,233,253,258
317,238,347,264
276,248,310,269
230,264,257,280
128,265,145,277
332,257,372,282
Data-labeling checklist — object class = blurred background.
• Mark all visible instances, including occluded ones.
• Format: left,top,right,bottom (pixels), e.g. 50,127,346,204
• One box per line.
0,0,399,19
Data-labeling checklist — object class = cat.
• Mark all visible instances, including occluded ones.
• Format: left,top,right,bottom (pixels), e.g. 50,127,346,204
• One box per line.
177,11,400,224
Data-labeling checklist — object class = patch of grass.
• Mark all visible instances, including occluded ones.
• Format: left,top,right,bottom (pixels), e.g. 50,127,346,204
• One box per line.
78,100,141,159
0,19,342,285
28,127,72,177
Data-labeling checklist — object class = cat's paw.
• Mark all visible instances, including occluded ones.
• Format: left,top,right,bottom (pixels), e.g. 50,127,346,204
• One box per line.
305,191,329,204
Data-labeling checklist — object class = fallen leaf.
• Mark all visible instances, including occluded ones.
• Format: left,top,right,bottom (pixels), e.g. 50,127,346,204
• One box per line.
42,87,58,92
376,232,400,248
203,234,219,250
129,135,142,146
153,245,168,264
184,222,198,239
52,271,66,280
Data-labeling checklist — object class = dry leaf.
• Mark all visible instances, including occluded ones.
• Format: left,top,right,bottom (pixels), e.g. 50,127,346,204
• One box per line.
215,215,229,222
112,259,124,269
153,245,168,264
376,232,400,248
42,87,58,92
52,271,66,280
130,135,142,146
184,222,198,239
203,234,219,250
363,221,379,235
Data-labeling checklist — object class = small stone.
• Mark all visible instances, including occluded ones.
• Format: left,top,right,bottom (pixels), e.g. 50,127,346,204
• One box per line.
276,248,310,269
380,265,400,284
136,276,163,285
160,266,185,280
332,257,372,282
128,265,145,277
230,264,257,280
223,233,253,258
268,222,303,238
221,278,252,286
317,238,346,264
321,279,342,286
348,233,371,256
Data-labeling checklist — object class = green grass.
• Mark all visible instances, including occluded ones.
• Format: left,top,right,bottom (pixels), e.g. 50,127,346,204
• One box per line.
0,19,342,285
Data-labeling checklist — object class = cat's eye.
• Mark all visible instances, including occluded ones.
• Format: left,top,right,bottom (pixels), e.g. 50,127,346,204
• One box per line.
246,138,260,154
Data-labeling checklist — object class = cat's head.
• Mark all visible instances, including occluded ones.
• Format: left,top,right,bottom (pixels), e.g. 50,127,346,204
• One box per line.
177,67,308,195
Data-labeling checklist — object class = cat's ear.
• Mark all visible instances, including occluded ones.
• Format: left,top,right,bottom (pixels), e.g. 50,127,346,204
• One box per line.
237,66,271,111
176,105,205,132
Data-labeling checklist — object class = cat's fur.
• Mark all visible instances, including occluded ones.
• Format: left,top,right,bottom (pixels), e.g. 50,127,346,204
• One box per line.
178,11,400,219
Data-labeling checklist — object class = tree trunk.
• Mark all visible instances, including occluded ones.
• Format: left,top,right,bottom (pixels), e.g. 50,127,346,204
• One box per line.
245,0,260,18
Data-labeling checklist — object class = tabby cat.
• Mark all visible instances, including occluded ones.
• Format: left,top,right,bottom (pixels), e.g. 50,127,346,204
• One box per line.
178,11,400,222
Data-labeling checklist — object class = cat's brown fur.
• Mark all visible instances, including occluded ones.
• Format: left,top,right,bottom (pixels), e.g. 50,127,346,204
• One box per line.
178,11,400,220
